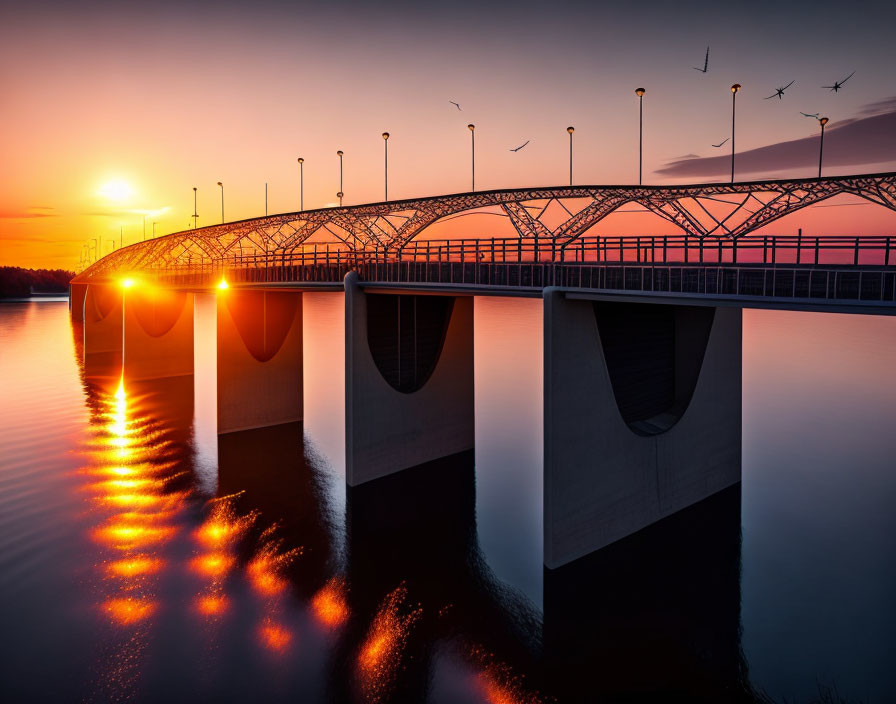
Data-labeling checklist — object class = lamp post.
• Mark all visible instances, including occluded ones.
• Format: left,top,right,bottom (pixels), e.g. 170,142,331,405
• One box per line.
635,88,646,185
142,214,146,241
730,84,741,183
192,187,198,229
297,158,304,211
817,117,829,178
337,150,344,206
567,126,575,186
152,222,157,239
265,182,268,216
120,225,124,248
217,182,224,223
468,124,476,191
382,132,390,201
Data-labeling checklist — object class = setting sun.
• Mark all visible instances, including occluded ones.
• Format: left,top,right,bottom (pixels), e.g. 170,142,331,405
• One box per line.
98,180,135,203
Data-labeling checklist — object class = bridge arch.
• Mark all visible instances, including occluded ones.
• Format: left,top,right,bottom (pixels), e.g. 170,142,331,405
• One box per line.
72,172,896,282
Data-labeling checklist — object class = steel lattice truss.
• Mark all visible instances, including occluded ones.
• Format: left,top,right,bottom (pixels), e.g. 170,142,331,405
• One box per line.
76,172,896,281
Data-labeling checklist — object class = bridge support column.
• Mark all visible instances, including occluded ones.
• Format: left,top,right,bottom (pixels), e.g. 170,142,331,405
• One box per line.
123,289,194,381
543,290,741,568
70,282,88,323
217,289,303,434
82,283,123,379
345,272,474,486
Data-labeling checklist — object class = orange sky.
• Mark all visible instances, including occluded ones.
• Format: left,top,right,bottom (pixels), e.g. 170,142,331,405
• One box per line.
2,0,895,269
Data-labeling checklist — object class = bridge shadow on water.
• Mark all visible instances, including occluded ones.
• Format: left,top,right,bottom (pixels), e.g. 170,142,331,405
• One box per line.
544,483,754,704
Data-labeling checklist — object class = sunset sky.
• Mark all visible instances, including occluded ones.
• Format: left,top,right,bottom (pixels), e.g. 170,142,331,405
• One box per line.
2,0,895,269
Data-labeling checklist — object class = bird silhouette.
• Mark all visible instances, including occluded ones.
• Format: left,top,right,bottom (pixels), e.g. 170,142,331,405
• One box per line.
693,46,709,73
800,111,820,118
449,100,462,110
510,140,530,152
823,71,855,92
764,80,795,100
712,138,729,148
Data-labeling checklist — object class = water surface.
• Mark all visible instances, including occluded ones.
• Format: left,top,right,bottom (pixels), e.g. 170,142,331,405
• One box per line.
0,298,894,703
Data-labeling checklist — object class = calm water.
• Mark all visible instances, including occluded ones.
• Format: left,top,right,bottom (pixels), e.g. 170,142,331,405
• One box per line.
0,298,894,703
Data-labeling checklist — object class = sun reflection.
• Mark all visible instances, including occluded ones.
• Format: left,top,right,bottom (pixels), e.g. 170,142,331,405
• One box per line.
470,646,549,704
102,597,157,625
258,619,293,653
191,495,256,621
312,576,349,629
247,535,301,597
357,585,422,701
105,556,164,578
196,594,230,616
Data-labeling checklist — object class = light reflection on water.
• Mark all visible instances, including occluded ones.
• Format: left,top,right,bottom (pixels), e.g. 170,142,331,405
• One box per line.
0,299,894,702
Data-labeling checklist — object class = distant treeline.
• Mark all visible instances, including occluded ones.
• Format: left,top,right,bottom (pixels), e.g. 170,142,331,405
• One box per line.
0,267,74,298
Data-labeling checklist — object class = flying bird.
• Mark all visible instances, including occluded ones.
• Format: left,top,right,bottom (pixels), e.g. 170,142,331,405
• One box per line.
712,138,729,148
693,46,709,73
510,140,530,152
823,71,855,92
449,100,462,110
800,111,820,118
765,80,795,100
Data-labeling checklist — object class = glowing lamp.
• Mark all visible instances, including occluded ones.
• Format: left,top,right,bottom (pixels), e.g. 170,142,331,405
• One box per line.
731,83,741,93
635,87,646,97
298,157,304,163
468,123,475,131
819,117,829,126
382,132,390,140
218,278,228,290
121,278,135,289
337,150,344,156
567,126,575,133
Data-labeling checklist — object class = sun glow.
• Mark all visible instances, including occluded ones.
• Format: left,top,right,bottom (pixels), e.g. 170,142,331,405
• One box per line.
98,179,136,203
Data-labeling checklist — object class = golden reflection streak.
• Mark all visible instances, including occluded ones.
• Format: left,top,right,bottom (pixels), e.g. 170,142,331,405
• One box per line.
357,585,422,701
312,576,349,629
190,495,256,621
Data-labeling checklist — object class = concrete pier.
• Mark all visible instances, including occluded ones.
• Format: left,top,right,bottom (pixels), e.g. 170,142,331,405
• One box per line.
216,289,303,434
123,289,194,381
543,289,742,568
345,272,474,485
69,282,88,323
82,284,122,378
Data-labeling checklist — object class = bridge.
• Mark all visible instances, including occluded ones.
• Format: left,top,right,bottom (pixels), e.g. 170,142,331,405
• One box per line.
70,173,896,571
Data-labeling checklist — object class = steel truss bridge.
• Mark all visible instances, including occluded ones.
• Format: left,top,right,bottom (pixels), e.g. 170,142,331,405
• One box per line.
75,173,896,291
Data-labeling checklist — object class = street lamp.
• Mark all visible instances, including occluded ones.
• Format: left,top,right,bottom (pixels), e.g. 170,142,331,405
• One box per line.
468,124,476,191
265,182,268,217
635,88,646,185
567,126,575,186
817,117,829,178
297,158,304,211
192,187,198,229
217,182,224,223
337,150,344,206
730,84,741,183
382,132,390,201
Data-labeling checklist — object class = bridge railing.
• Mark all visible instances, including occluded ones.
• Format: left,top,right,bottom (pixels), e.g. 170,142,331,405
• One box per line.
148,233,894,286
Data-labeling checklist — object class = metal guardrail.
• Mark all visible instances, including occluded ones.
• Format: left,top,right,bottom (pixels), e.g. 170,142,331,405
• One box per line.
131,234,895,303
151,233,894,275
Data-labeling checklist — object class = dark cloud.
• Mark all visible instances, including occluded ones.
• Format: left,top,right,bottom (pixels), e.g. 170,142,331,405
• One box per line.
657,100,896,178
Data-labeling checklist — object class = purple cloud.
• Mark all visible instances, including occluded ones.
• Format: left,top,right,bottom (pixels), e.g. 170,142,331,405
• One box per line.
657,100,896,178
